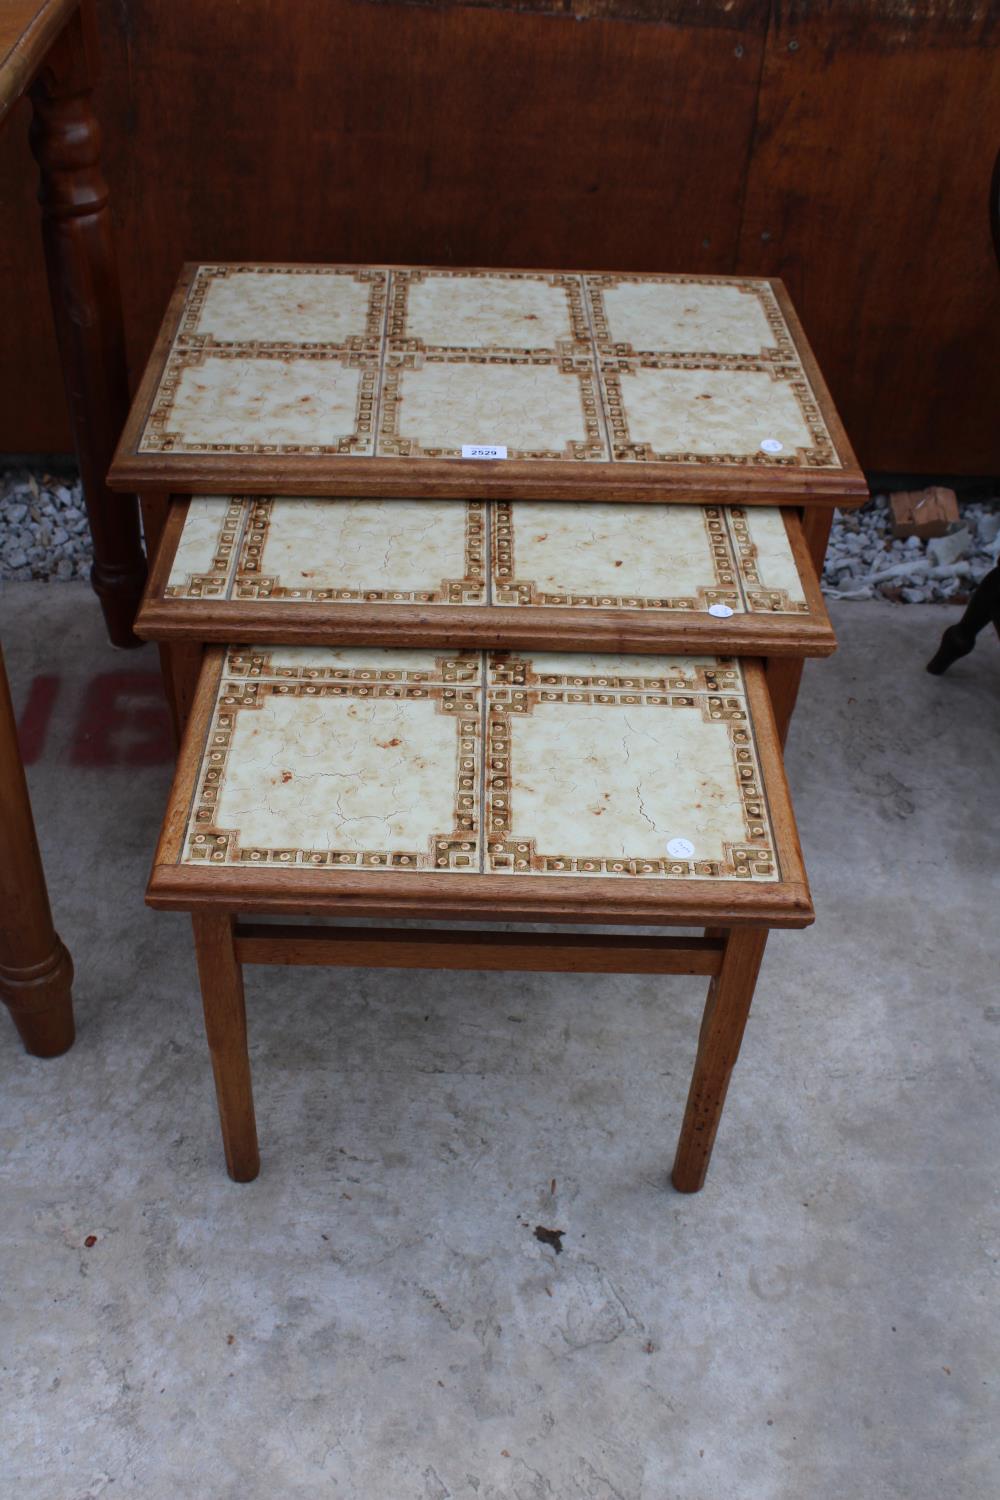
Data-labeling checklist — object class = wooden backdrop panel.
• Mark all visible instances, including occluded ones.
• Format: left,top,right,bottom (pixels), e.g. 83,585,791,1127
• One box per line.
1,0,998,474
738,1,1000,476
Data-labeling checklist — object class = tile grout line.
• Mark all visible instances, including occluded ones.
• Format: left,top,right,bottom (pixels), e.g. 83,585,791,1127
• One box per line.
477,653,488,875
577,273,614,460
721,505,753,615
222,496,256,603
369,268,393,461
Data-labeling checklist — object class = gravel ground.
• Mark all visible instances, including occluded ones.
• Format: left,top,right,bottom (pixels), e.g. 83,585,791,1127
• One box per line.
824,492,1000,604
1,462,998,599
0,465,93,582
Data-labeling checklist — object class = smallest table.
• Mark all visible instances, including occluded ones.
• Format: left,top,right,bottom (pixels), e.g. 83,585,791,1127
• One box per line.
147,643,811,1191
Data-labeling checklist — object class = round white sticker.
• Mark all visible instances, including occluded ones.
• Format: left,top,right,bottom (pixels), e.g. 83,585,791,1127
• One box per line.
708,603,734,618
667,838,695,860
760,438,784,454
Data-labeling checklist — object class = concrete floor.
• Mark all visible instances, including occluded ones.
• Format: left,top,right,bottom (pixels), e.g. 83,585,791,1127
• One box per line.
1,581,998,1499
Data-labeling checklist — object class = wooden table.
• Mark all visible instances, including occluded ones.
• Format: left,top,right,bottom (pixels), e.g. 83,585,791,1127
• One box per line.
1,0,145,647
110,259,862,1189
149,643,811,1190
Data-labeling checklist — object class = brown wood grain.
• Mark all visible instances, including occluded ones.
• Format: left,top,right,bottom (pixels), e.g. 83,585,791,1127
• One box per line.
146,648,814,928
2,3,997,473
235,924,725,975
0,642,75,1056
738,1,1000,475
0,0,76,121
135,497,837,657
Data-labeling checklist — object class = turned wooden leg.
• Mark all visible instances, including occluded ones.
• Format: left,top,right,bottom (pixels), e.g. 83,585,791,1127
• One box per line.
28,3,147,650
191,913,260,1182
672,926,768,1193
0,646,75,1057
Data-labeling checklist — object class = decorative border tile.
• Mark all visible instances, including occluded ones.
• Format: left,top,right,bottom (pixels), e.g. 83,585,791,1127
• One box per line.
185,674,481,873
222,646,482,684
387,268,591,357
587,274,840,470
488,652,743,697
483,663,776,881
491,502,742,611
138,349,380,456
726,506,809,613
233,498,486,604
175,264,388,354
376,353,608,462
165,497,246,598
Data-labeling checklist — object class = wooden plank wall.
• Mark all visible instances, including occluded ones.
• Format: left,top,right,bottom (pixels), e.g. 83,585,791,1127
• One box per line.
0,0,998,473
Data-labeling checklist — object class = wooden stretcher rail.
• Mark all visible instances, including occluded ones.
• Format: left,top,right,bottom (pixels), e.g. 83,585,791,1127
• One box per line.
234,923,726,976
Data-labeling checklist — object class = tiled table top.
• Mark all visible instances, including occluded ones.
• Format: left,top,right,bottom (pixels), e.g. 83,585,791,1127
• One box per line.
111,264,865,505
149,645,812,927
140,496,833,656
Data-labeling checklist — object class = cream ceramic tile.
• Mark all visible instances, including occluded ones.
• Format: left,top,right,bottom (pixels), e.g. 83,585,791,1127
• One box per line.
183,661,481,873
378,359,607,461
130,264,852,478
489,651,742,697
234,498,485,604
139,352,378,455
180,647,774,882
177,266,387,351
588,275,785,359
491,502,742,611
223,646,482,684
601,364,833,465
726,507,808,613
388,270,589,354
485,652,775,880
165,497,245,598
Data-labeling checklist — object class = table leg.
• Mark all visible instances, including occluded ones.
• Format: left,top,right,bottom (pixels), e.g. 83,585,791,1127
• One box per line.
192,913,260,1182
671,926,767,1193
0,647,75,1057
28,3,147,650
765,508,837,744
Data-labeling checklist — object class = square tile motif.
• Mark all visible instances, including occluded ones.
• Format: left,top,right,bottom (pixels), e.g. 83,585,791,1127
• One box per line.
727,507,808,613
125,265,852,479
388,269,590,356
139,352,378,455
163,498,811,619
184,648,482,873
165,496,244,598
178,649,776,882
485,653,776,881
233,498,485,604
377,359,607,462
587,274,840,469
176,266,387,351
492,502,742,611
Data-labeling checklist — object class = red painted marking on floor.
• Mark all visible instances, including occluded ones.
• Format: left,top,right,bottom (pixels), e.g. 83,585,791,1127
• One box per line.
16,674,61,765
70,672,173,767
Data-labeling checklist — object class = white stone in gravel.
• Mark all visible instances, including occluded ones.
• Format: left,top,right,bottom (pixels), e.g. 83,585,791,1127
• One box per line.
901,587,928,602
977,514,1000,546
927,528,972,567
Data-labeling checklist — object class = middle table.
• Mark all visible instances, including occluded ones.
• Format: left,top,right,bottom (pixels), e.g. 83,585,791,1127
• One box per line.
137,495,833,658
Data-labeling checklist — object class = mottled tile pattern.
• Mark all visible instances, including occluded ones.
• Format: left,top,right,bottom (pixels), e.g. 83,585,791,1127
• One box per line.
492,502,742,611
165,497,244,598
168,498,809,614
136,265,843,470
180,649,777,881
728,506,809,612
234,498,485,603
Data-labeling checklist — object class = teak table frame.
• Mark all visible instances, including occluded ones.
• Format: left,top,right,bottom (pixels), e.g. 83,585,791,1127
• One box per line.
148,650,811,1192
